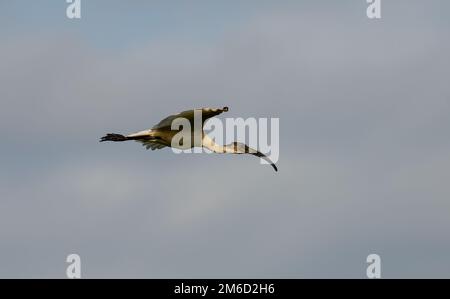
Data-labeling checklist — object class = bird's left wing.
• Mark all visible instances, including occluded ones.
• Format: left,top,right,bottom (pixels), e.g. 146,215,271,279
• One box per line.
152,107,229,130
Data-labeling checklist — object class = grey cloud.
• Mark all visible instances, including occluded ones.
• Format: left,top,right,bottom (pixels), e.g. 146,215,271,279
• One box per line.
1,0,450,278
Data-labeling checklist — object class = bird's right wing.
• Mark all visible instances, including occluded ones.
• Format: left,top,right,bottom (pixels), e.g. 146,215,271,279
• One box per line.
152,107,229,130
137,139,167,151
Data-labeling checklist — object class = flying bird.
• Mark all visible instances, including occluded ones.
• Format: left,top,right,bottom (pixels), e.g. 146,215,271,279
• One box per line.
100,107,277,171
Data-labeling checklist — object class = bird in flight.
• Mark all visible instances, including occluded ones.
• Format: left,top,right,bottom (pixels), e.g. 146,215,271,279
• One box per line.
100,107,277,171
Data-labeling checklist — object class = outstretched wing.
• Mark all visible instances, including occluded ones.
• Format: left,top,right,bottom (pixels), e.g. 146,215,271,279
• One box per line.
138,139,167,151
152,107,229,130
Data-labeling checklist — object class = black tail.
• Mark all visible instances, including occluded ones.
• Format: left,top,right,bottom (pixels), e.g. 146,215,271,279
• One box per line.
100,133,129,142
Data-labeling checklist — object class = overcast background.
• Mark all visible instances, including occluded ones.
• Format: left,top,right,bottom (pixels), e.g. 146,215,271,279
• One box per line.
1,0,449,278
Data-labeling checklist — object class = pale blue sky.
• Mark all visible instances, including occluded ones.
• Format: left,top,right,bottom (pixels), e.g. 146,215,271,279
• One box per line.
2,0,277,48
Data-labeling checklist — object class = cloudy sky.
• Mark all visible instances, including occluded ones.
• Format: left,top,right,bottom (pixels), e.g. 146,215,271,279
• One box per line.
1,0,449,278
